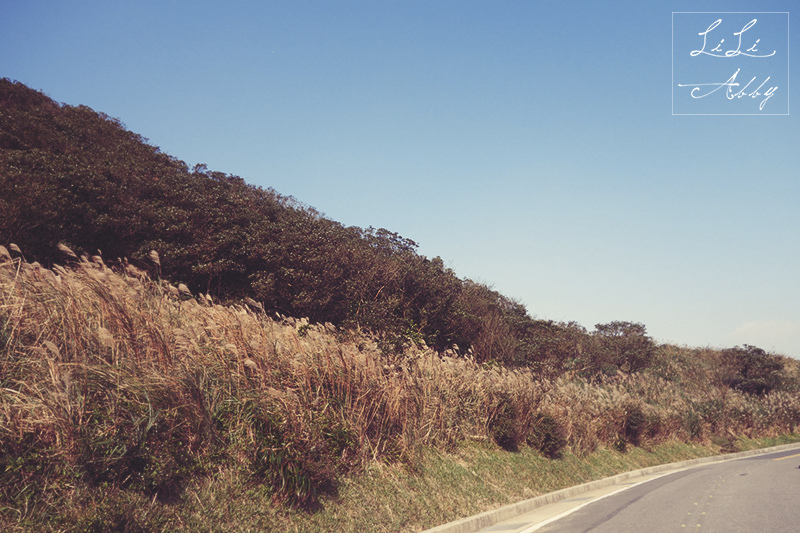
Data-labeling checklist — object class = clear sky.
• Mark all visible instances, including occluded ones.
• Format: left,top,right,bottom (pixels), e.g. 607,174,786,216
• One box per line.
2,1,798,358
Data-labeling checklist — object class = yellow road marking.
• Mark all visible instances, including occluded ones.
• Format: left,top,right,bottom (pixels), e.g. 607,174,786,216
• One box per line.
774,452,800,461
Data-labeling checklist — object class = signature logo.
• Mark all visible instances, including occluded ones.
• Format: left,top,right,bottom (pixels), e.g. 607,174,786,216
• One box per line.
673,13,788,115
690,19,775,58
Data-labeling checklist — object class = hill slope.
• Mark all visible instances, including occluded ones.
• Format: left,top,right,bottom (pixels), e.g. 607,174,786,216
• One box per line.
1,77,559,363
3,79,800,530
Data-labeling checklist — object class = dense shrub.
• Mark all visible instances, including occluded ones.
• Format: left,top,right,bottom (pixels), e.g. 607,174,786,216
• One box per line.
591,321,655,376
526,413,565,458
488,394,521,451
722,345,785,396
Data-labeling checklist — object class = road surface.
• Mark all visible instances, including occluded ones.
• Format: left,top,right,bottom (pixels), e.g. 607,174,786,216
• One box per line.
484,448,800,532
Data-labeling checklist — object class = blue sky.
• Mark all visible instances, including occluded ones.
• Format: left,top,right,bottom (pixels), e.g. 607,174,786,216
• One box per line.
2,1,798,357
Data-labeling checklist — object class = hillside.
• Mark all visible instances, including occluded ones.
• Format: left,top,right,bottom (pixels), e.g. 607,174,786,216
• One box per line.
2,79,800,531
0,78,685,377
0,78,522,360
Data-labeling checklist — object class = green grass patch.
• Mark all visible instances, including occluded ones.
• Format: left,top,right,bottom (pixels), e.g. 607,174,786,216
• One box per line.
125,434,798,533
3,430,798,532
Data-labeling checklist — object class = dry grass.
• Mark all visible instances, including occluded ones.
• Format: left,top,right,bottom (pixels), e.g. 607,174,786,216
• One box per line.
1,245,800,530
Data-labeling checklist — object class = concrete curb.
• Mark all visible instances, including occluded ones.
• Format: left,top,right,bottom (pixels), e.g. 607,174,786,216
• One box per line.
422,441,800,533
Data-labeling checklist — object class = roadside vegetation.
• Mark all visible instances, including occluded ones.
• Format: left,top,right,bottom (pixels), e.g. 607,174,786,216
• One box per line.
2,249,799,531
2,78,800,531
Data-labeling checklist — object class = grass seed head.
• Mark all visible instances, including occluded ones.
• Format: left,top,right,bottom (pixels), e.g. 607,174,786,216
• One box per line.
57,242,78,260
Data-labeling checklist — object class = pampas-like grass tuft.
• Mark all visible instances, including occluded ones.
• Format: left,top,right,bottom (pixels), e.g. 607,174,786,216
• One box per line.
1,247,800,520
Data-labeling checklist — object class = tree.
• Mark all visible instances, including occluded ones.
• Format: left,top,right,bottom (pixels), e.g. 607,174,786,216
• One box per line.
522,320,589,376
722,345,784,396
592,321,655,375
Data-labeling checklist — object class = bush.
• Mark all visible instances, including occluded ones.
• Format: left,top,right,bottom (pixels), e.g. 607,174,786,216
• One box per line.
591,322,655,375
488,394,523,452
684,411,703,440
723,345,784,396
526,413,565,458
618,403,646,450
246,401,338,508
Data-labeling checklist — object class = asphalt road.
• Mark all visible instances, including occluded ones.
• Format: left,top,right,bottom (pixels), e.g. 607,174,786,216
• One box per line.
532,448,800,532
